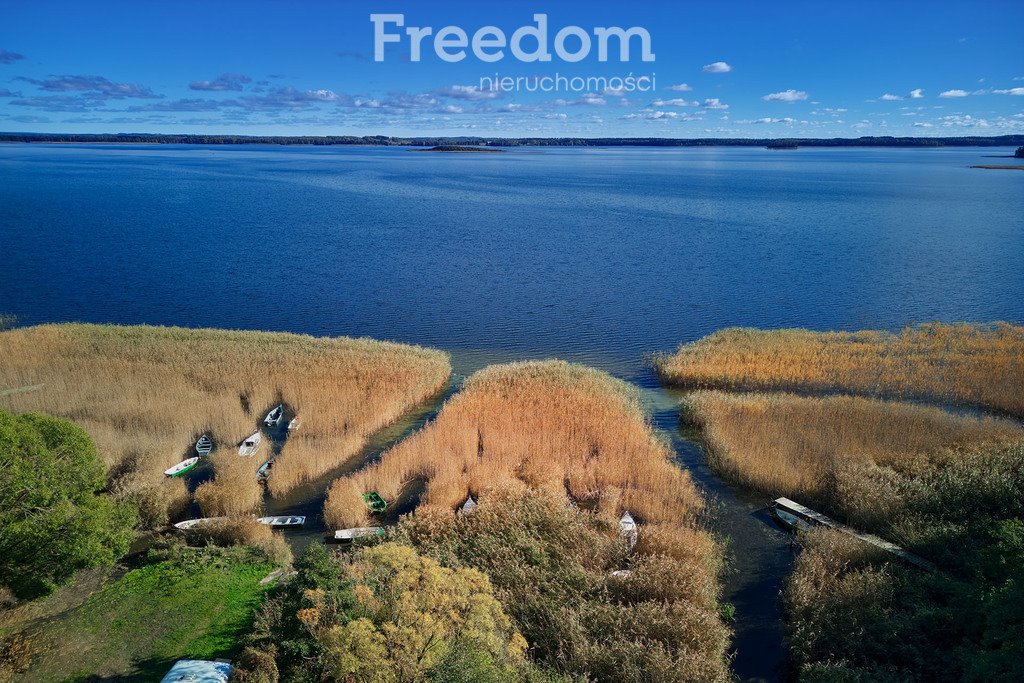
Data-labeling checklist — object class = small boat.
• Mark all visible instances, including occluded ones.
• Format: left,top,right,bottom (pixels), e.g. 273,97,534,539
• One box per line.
332,526,384,543
256,459,274,481
287,417,299,431
173,517,225,531
239,431,262,457
619,511,638,549
609,569,633,579
362,491,387,514
164,457,200,477
256,515,305,528
264,404,283,426
772,505,814,533
459,496,477,515
195,434,213,456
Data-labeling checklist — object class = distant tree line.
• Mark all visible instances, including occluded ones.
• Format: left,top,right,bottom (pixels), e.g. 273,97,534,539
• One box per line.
0,132,1022,148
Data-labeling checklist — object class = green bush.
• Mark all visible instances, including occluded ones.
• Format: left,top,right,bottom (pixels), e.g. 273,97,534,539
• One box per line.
0,409,138,598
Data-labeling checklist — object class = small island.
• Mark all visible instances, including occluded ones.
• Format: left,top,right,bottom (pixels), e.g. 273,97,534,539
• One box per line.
417,145,506,153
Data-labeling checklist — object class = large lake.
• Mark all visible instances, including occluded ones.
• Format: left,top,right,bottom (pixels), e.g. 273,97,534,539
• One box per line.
2,144,1022,379
1,143,1022,681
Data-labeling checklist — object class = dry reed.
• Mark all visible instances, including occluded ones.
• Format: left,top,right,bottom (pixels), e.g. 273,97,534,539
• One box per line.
0,324,450,525
683,390,1024,503
324,360,703,529
655,323,1024,416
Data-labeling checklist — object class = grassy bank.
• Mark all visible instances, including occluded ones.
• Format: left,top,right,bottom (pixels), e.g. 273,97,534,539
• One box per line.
4,545,277,682
0,324,450,525
655,323,1024,416
324,360,703,530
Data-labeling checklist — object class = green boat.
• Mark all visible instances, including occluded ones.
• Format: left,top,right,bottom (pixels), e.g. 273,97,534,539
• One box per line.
362,491,387,514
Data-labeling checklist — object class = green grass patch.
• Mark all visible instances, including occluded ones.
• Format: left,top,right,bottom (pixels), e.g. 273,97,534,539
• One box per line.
16,545,274,682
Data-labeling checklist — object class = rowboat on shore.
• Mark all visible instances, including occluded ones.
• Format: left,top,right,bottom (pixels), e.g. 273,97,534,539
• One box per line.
287,417,299,431
264,404,283,426
363,491,387,514
195,434,213,455
256,515,305,528
173,517,226,530
331,526,384,544
239,431,262,456
164,457,200,477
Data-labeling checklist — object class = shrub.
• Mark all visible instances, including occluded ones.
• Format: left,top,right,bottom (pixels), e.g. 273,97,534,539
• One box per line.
183,516,293,567
397,487,730,682
0,409,138,599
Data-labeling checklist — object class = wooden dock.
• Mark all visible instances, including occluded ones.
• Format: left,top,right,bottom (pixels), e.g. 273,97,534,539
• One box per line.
772,497,939,573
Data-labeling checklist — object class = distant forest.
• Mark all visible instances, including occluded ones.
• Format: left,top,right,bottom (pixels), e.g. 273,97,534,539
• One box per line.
1,132,1022,148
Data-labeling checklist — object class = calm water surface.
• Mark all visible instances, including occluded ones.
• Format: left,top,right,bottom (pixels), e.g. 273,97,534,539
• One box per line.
2,144,1022,681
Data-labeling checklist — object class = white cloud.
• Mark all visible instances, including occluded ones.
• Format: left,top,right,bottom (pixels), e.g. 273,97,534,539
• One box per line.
441,104,464,114
913,122,933,128
939,89,968,98
577,93,606,106
544,113,567,120
751,117,795,124
908,88,924,99
666,83,692,91
702,61,732,73
436,84,501,101
762,89,808,102
994,87,1024,95
702,98,729,110
652,98,697,107
879,94,902,101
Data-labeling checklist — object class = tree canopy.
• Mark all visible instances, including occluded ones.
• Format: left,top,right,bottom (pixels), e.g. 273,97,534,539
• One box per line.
0,409,137,599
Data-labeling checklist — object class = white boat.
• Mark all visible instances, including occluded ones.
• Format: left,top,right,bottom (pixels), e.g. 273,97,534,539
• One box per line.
619,511,638,549
195,434,213,456
256,515,305,528
164,456,200,477
459,496,477,515
333,526,383,543
239,431,262,456
610,569,633,579
264,404,283,426
287,417,299,431
173,517,225,530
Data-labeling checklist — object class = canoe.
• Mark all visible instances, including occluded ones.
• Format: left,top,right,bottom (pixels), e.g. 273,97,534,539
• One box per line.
239,431,262,456
459,496,477,515
256,515,305,528
332,526,384,543
362,491,387,514
287,417,299,431
264,404,283,426
256,459,274,481
164,457,199,477
195,434,213,456
173,517,225,530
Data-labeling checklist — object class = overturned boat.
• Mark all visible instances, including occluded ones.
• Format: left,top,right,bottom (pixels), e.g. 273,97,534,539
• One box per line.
331,526,384,544
256,515,305,528
287,417,299,431
173,517,226,531
459,496,477,515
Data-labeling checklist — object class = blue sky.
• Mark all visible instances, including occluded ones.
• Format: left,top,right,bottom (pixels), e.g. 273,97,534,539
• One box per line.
1,0,1022,137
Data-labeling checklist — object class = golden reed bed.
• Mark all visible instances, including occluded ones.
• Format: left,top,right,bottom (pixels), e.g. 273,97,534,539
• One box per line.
324,360,703,530
655,323,1024,416
0,324,450,524
682,390,1024,504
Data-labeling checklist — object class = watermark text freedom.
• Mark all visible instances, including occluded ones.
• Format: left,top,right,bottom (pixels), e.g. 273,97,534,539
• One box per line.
371,14,656,63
